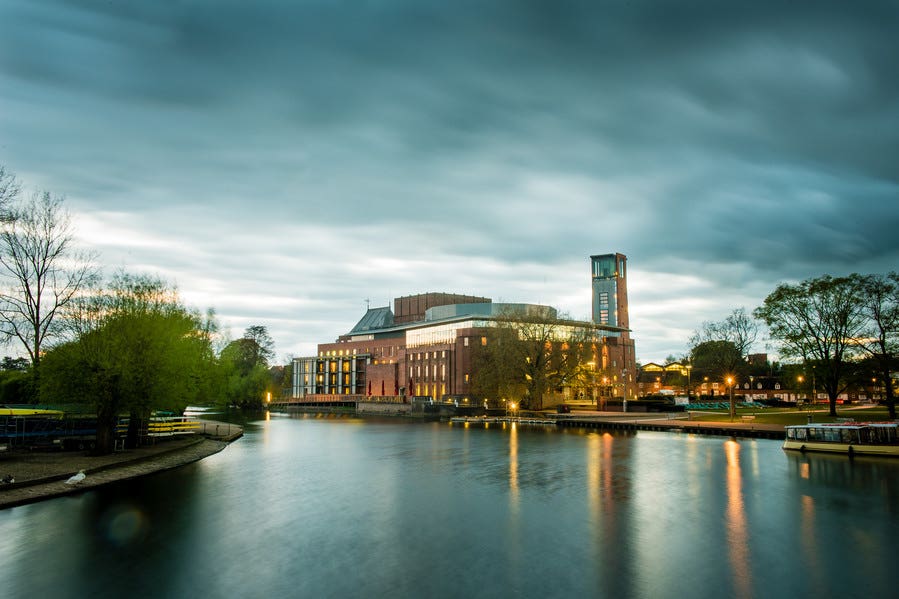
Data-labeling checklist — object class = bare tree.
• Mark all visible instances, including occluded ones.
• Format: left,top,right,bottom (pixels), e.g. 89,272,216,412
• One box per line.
852,272,899,419
689,307,759,358
0,166,19,220
471,307,594,410
0,189,97,370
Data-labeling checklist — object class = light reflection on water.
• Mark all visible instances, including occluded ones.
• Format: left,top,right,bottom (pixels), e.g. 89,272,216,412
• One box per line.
2,415,898,599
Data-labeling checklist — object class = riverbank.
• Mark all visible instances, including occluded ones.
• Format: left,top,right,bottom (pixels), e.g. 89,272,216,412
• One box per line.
0,419,242,510
555,412,787,439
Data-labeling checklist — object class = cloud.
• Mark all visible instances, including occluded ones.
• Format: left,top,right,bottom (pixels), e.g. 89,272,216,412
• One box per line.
1,0,897,362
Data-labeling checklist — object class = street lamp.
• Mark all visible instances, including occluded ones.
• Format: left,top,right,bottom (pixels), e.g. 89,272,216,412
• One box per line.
796,375,804,406
682,364,693,402
726,375,735,421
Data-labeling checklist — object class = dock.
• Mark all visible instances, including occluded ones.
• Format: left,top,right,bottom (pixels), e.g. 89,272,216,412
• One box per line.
451,413,786,440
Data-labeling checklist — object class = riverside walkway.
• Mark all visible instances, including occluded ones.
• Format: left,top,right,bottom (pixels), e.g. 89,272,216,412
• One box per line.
554,411,786,439
0,419,242,510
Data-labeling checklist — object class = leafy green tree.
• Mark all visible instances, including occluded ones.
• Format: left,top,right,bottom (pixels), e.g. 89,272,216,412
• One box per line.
1,356,29,371
218,325,275,408
755,275,867,416
0,367,34,403
41,274,216,453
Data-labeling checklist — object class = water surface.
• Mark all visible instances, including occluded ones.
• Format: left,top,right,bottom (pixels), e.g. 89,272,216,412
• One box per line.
2,414,897,598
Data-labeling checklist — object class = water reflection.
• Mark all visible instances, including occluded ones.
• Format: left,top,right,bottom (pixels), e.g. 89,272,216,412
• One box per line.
2,420,898,599
508,422,519,510
723,440,752,599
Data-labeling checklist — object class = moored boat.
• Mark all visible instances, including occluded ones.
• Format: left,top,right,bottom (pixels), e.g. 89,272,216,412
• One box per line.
783,422,899,456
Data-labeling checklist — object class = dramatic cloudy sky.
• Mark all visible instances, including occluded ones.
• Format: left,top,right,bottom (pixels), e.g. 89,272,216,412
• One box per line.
1,0,897,363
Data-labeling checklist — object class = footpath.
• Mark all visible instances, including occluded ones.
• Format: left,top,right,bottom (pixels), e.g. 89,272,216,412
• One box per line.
0,420,242,510
554,411,787,439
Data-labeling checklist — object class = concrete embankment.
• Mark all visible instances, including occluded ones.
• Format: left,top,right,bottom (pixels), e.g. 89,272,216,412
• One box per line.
556,414,786,439
0,419,243,510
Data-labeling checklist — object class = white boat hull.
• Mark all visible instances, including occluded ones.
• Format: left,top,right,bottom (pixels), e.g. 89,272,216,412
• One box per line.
782,439,899,456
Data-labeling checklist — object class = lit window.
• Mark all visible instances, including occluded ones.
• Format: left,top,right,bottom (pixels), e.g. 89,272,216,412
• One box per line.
464,337,469,347
481,337,487,346
464,373,470,383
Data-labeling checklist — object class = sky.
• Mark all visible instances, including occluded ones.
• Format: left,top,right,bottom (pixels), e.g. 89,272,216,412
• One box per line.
1,0,897,365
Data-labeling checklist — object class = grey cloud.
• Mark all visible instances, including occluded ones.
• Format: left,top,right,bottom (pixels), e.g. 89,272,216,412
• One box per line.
1,0,897,361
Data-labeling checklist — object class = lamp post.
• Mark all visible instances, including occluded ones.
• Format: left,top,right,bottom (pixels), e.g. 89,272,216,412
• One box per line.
601,376,609,411
796,375,804,406
683,364,692,402
726,375,735,421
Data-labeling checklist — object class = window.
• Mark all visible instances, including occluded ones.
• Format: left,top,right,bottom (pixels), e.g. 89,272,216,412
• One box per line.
464,337,469,347
464,373,470,383
599,292,609,305
481,337,487,346
600,309,609,323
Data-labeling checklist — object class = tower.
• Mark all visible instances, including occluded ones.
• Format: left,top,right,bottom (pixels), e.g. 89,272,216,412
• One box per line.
591,253,629,337
591,252,636,399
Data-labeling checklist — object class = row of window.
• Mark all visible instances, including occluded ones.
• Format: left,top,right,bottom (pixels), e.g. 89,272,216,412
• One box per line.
412,350,447,360
411,364,447,381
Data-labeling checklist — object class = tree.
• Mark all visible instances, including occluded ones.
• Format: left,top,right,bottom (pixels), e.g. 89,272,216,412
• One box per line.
0,165,19,218
243,325,275,365
852,273,899,418
690,340,745,384
40,274,216,454
0,187,97,379
218,325,276,408
471,308,594,410
689,308,758,359
754,275,867,416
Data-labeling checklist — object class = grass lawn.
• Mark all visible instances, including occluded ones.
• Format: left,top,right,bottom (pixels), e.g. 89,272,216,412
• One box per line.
686,405,895,426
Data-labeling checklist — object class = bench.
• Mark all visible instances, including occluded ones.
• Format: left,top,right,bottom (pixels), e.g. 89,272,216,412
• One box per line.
740,415,756,422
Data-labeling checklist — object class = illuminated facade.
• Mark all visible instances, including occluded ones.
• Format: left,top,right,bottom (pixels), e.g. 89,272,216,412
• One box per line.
293,254,639,402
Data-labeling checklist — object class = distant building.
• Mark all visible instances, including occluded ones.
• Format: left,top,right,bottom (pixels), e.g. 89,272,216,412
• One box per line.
293,254,638,404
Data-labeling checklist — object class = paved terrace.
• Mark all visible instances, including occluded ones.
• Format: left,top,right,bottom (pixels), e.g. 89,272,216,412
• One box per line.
553,410,787,439
0,420,242,510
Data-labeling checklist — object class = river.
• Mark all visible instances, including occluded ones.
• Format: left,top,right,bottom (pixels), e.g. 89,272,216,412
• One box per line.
2,413,897,599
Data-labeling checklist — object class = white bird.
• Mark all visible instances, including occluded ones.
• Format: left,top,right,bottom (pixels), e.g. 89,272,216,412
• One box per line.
65,470,86,485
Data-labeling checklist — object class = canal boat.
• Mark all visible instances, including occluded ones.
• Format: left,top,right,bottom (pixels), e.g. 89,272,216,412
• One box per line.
783,422,899,456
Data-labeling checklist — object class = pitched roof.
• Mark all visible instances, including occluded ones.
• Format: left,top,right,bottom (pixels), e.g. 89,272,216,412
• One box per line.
349,307,395,334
